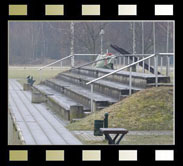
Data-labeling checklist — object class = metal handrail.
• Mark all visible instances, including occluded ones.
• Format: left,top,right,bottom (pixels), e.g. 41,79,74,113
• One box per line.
57,54,152,75
87,52,174,112
59,55,117,74
74,54,99,56
38,54,116,81
86,53,174,85
112,53,154,57
38,53,111,72
38,53,174,72
113,53,174,57
38,55,73,71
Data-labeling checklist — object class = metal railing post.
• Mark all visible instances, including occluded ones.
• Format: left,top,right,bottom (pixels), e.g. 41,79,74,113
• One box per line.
166,55,170,76
148,58,151,73
143,56,145,73
154,56,156,74
137,57,140,69
120,57,122,66
160,56,163,73
155,55,158,87
132,56,136,72
132,56,135,63
129,67,132,95
91,83,94,112
128,56,130,64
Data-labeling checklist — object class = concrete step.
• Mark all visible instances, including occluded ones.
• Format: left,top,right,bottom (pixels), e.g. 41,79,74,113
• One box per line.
146,83,174,88
43,79,117,111
71,67,170,88
56,72,141,99
33,84,85,121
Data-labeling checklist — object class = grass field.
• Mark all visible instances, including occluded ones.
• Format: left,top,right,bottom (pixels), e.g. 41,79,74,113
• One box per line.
8,66,69,85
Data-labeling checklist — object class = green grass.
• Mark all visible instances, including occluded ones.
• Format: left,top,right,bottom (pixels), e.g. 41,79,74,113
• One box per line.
8,66,69,85
67,86,174,131
120,134,173,145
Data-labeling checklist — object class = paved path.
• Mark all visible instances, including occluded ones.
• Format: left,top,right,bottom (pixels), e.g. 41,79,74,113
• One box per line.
9,79,82,145
73,130,173,142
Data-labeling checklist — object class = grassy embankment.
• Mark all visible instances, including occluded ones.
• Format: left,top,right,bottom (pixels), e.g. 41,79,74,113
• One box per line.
67,86,174,131
68,86,174,144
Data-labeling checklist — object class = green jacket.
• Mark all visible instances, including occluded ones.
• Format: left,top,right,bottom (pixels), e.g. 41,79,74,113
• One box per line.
95,54,115,69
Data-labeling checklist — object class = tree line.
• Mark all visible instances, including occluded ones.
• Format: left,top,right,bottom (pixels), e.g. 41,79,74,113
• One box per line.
9,21,174,65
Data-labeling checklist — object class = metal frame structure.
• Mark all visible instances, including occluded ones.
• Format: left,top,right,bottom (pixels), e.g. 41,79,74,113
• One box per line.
86,53,174,112
38,52,174,82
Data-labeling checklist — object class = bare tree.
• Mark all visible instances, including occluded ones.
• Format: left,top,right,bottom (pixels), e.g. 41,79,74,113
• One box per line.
74,22,108,54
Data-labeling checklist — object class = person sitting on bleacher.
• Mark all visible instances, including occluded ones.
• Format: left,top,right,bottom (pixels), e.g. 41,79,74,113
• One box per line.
95,53,116,69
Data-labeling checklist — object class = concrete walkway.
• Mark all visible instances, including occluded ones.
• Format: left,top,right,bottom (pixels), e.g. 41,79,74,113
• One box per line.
8,79,82,145
73,130,173,143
